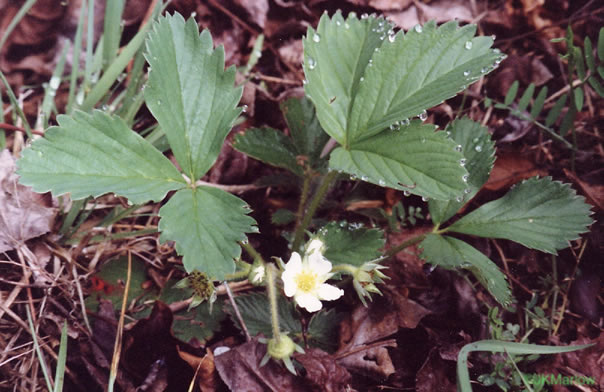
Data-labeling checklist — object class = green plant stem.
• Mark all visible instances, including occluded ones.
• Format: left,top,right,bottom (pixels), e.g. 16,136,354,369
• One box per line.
240,241,263,262
294,173,312,233
385,233,427,257
292,170,338,252
266,263,281,342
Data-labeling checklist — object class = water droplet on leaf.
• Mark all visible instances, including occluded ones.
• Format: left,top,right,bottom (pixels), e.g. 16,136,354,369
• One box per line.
459,158,466,166
308,58,316,69
474,145,482,152
313,33,321,43
419,110,428,121
464,41,473,50
414,24,423,33
455,144,462,152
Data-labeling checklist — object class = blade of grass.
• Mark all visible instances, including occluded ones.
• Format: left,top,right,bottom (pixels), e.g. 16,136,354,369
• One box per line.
53,322,68,392
26,306,53,392
108,251,132,392
66,0,87,113
39,43,69,129
0,70,32,137
80,20,151,112
457,340,594,392
103,0,125,70
0,0,38,51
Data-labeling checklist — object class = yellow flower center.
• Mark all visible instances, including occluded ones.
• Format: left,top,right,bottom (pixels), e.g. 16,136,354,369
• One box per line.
295,271,318,292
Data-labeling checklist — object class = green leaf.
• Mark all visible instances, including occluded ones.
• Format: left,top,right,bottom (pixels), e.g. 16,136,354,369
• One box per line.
233,128,303,176
504,80,519,105
428,117,495,224
158,187,257,279
574,87,584,111
347,20,502,144
584,36,595,73
271,208,296,225
160,280,226,343
530,86,548,119
145,13,242,181
17,110,185,204
448,177,593,254
320,221,385,266
229,292,301,338
281,96,330,165
517,83,535,112
573,46,586,80
588,75,604,97
307,309,341,352
329,121,468,200
598,27,604,61
419,234,511,305
303,11,390,145
545,93,567,127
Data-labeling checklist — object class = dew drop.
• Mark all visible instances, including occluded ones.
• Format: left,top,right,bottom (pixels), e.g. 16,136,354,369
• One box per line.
472,137,480,143
481,67,488,73
419,110,428,121
422,196,429,202
493,48,501,54
313,33,321,43
308,58,316,69
302,79,308,85
361,13,369,19
336,20,341,26
528,218,534,223
454,144,462,152
388,34,396,43
414,24,423,33
474,145,482,152
421,137,426,143
462,174,469,183
456,196,463,202
464,188,471,194
157,100,162,106
345,23,350,29
390,122,400,131
491,34,496,40
464,41,473,50
404,190,411,197
368,59,373,67
459,158,466,167
463,70,470,77
361,176,369,181
350,174,357,180
401,118,410,126
378,179,386,186
360,77,365,82
374,47,379,52
349,12,357,18
242,105,248,113
379,35,385,41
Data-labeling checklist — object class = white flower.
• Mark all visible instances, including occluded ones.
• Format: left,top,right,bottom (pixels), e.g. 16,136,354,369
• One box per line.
281,251,344,312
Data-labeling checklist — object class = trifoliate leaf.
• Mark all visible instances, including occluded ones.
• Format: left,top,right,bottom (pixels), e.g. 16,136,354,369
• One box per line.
419,234,511,305
329,121,468,200
320,221,384,266
228,292,302,338
17,110,185,204
303,11,392,146
233,128,303,177
348,21,502,143
145,13,242,181
448,177,593,253
158,187,257,280
429,117,495,223
281,96,330,166
307,309,341,353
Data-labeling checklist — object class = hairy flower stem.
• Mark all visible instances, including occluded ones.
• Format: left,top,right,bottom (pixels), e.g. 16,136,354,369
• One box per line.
384,233,426,257
294,173,312,234
292,170,339,252
266,263,281,342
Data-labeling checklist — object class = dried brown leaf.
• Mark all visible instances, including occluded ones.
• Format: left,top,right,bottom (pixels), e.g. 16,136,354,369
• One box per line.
214,337,308,392
483,151,547,191
0,149,56,253
294,348,352,392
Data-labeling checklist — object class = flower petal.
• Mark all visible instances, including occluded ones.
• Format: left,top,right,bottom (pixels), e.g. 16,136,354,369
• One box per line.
318,283,344,301
295,292,323,312
282,252,303,297
307,251,333,276
306,238,324,255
